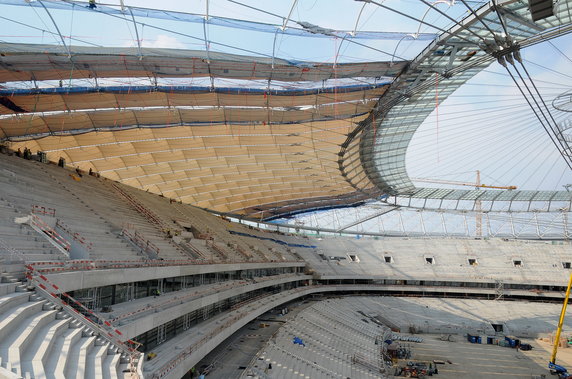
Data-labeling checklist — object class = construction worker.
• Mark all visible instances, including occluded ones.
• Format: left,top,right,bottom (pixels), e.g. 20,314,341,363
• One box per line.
88,0,96,9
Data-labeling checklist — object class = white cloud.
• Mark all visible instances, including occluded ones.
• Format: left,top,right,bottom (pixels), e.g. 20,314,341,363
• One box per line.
142,34,187,49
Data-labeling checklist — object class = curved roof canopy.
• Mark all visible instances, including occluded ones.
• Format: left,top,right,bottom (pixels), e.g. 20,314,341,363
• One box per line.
2,0,572,219
0,42,393,218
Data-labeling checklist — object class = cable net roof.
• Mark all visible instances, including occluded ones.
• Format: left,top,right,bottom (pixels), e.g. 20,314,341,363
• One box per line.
0,40,390,218
6,0,569,220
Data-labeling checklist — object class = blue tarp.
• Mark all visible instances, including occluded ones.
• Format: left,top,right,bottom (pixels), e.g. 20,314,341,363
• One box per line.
0,82,389,96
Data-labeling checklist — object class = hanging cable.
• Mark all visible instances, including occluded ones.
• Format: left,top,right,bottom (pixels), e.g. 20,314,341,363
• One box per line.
418,0,488,44
487,0,572,169
356,0,480,46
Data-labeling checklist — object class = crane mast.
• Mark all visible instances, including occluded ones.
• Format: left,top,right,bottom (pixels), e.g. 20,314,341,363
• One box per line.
411,171,516,238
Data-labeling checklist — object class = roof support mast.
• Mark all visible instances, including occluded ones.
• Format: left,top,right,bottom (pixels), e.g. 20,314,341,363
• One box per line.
38,0,71,59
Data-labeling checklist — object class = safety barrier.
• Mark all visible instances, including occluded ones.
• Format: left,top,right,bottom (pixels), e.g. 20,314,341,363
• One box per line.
0,237,26,263
180,241,206,260
352,353,384,373
151,285,321,379
109,183,168,231
235,244,253,259
56,219,94,251
30,213,71,252
31,204,56,217
108,273,299,324
122,226,160,257
25,264,143,376
205,240,228,260
27,257,301,274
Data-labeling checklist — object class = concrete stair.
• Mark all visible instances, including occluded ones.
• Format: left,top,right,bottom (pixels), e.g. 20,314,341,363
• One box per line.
0,275,127,378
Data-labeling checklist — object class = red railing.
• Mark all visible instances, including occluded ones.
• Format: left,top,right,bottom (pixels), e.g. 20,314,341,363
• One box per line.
151,285,321,378
181,241,206,260
122,226,161,257
27,258,302,274
25,264,142,376
56,220,94,251
108,273,299,324
205,240,228,260
110,183,167,231
31,205,56,217
235,244,253,259
30,214,71,252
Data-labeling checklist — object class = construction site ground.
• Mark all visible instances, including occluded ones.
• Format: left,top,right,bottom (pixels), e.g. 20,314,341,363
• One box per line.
400,333,572,379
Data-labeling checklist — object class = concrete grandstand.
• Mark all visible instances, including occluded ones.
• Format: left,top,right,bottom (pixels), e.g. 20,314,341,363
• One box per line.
1,1,572,379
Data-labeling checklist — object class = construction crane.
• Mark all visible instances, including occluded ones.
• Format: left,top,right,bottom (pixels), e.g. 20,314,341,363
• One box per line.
411,171,517,190
549,273,572,378
411,171,517,237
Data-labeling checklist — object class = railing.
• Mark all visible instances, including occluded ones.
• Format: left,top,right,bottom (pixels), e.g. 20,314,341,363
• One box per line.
205,240,228,260
122,225,160,258
0,237,26,263
109,183,168,231
151,285,322,379
56,220,94,251
235,244,253,259
352,353,384,373
180,241,206,260
25,264,143,377
88,274,301,324
30,213,71,253
26,258,302,274
31,204,56,217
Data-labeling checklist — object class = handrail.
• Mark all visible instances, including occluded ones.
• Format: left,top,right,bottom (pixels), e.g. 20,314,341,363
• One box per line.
56,219,94,251
30,213,71,252
25,264,142,376
107,274,299,324
31,204,56,217
151,285,322,378
205,240,228,260
109,183,168,231
352,352,384,373
122,226,160,257
27,258,302,274
181,241,206,259
0,237,26,263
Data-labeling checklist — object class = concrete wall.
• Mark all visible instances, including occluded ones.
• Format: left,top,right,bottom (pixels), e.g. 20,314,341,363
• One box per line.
44,261,306,292
301,236,572,285
118,274,312,339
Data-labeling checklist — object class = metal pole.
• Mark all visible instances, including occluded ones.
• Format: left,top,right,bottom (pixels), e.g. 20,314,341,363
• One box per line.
38,0,72,58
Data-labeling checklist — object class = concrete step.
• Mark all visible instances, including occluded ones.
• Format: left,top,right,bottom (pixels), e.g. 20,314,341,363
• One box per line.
64,335,96,379
0,300,44,342
85,342,109,379
25,317,70,379
6,309,57,375
0,283,17,297
102,352,121,379
50,326,83,379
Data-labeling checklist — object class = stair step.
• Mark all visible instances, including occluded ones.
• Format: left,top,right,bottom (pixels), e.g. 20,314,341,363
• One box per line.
64,335,96,379
0,291,29,314
25,317,69,379
51,326,84,379
7,310,57,375
0,300,45,343
86,343,109,379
